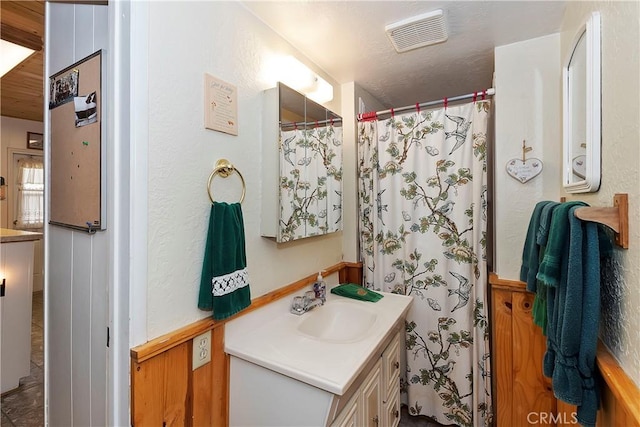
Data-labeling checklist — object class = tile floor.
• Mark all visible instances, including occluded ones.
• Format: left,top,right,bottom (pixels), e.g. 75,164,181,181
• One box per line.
1,291,44,426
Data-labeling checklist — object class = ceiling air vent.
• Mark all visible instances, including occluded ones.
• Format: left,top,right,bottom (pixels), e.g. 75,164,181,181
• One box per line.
385,10,448,53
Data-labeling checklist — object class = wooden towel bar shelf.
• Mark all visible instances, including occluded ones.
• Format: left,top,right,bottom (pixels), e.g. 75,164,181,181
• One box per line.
574,193,629,249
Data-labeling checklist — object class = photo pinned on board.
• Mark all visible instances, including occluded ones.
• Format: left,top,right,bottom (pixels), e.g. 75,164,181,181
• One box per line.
74,91,98,127
49,68,79,109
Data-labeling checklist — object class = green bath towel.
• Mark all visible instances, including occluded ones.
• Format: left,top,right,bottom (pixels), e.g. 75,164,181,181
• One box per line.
331,283,383,302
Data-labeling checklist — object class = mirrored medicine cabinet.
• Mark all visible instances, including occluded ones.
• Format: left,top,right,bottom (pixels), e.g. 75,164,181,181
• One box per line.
563,11,601,193
261,82,343,242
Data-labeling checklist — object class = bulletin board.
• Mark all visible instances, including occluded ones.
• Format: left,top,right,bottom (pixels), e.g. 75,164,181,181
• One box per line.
49,50,106,232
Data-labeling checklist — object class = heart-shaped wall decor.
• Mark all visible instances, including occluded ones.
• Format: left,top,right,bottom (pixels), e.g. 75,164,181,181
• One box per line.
506,158,543,183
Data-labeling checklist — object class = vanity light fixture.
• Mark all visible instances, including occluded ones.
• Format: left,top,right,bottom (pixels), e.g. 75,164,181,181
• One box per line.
272,56,334,104
0,39,35,77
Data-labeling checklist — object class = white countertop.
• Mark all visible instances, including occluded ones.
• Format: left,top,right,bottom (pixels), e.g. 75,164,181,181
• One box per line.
225,286,412,395
0,228,43,243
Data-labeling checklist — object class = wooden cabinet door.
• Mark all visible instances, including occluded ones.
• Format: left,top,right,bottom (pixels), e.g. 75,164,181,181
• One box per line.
361,360,382,427
383,384,401,427
382,333,400,396
332,395,359,427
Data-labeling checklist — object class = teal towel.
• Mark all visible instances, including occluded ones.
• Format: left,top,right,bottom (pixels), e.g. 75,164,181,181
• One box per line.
536,201,587,287
543,206,612,427
520,201,555,292
537,202,561,247
331,283,383,302
520,201,559,334
198,202,251,320
532,202,561,334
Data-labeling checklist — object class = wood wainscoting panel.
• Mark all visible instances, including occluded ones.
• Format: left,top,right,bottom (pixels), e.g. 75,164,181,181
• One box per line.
490,273,640,427
163,343,191,426
491,288,513,426
132,342,190,426
556,400,578,427
211,326,229,426
191,355,213,426
339,262,363,285
132,354,165,426
511,291,555,424
190,325,228,426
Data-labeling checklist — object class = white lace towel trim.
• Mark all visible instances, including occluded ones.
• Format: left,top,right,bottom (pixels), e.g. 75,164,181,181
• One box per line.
212,267,249,296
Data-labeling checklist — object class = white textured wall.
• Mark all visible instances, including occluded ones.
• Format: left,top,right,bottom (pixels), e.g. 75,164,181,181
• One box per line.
0,117,44,228
144,2,344,339
560,1,640,387
341,82,358,262
493,34,562,280
340,83,387,263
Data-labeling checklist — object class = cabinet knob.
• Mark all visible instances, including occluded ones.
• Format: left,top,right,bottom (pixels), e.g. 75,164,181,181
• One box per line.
394,409,399,418
394,361,400,369
373,415,379,425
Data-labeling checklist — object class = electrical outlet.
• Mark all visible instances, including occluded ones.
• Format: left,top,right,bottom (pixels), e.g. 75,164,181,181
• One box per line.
192,330,212,370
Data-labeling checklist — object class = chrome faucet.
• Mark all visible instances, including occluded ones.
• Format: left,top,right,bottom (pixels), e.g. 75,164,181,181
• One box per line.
290,290,325,315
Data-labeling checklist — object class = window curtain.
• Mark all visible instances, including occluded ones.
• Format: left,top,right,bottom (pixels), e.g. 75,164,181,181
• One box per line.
358,101,492,426
16,157,44,230
278,123,342,241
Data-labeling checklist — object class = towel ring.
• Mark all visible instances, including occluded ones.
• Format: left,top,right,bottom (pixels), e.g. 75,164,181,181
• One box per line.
207,159,246,204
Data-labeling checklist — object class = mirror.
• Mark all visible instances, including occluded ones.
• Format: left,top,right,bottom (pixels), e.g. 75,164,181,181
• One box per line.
563,11,601,193
261,83,343,242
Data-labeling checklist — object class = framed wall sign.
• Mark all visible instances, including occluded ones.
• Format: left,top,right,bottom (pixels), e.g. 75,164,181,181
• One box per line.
27,132,43,150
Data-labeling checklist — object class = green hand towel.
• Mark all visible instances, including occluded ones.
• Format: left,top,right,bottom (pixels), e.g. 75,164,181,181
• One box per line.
331,283,383,302
198,202,251,320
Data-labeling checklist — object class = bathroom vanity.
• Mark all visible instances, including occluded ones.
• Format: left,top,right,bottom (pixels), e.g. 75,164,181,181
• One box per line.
225,285,412,426
0,228,42,393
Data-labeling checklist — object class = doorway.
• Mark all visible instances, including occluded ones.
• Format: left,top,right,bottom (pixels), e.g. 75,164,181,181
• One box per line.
0,149,45,425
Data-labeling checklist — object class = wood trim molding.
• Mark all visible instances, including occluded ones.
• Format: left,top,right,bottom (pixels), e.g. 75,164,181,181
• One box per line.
488,272,526,292
596,341,640,425
131,261,363,363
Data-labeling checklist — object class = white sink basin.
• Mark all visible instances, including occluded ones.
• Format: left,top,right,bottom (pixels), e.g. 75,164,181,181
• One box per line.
225,285,413,394
297,300,378,342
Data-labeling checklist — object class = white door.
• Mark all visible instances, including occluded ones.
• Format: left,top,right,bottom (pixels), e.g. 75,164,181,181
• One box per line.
46,3,110,425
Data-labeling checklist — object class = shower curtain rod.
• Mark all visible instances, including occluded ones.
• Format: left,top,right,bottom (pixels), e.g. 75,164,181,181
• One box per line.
281,117,343,129
357,87,495,121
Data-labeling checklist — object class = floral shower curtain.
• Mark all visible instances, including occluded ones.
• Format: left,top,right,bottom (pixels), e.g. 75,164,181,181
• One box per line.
279,123,342,241
358,100,492,426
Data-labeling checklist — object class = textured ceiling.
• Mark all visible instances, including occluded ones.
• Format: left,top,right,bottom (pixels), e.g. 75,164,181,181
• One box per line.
242,0,567,109
1,1,567,122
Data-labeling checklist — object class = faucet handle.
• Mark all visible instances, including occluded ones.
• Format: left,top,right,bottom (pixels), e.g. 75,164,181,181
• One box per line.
304,290,316,302
291,296,306,314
